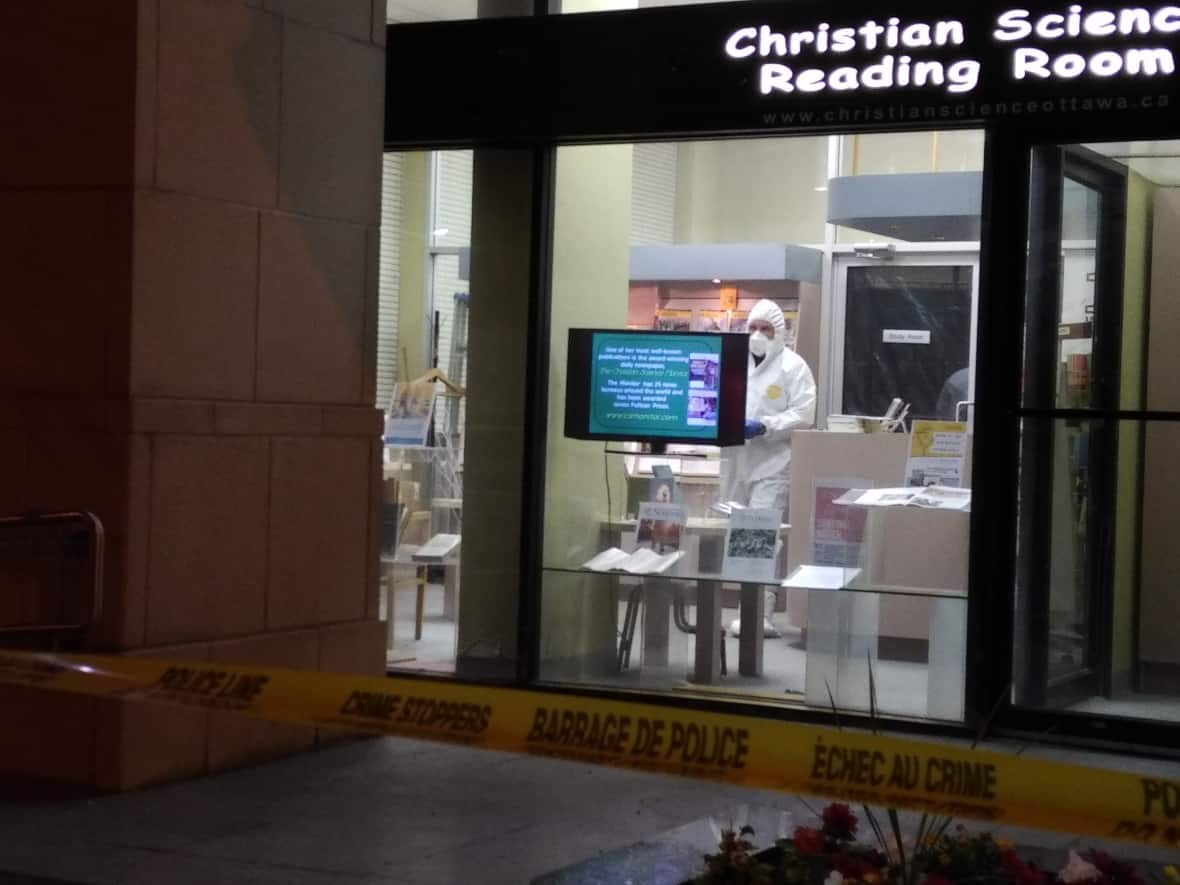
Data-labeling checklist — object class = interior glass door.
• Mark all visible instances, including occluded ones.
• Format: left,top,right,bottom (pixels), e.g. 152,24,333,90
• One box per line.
834,255,978,423
1015,146,1126,709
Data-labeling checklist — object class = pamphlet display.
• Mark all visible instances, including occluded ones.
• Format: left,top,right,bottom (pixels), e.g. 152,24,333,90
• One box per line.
721,508,782,582
904,420,968,487
384,381,437,446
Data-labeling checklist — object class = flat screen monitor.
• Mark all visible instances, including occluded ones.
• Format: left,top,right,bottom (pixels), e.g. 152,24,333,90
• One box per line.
564,329,748,448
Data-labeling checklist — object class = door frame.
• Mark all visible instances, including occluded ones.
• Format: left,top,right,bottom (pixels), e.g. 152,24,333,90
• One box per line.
1014,145,1127,711
827,246,981,426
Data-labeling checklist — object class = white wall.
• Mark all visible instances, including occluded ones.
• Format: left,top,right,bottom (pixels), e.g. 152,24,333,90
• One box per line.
674,137,830,245
631,143,677,245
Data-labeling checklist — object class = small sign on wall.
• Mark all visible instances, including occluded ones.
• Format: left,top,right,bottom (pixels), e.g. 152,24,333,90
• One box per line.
883,329,931,344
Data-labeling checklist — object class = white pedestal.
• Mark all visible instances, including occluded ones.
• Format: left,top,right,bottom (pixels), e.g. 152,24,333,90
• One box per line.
927,597,966,720
804,589,880,711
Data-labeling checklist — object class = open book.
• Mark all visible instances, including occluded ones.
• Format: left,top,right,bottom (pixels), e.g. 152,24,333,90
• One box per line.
581,547,685,574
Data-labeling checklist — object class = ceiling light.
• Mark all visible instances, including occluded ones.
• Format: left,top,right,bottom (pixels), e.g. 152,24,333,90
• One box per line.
814,186,828,192
712,278,722,284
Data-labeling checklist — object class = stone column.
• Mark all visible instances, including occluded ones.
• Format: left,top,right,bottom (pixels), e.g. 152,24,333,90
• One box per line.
0,0,388,790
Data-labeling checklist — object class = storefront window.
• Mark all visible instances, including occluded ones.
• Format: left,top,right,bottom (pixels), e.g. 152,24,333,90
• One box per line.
377,150,472,675
1015,140,1180,724
541,131,981,722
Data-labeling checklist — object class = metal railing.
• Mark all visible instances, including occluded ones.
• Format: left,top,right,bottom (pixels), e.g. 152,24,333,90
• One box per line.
0,511,104,648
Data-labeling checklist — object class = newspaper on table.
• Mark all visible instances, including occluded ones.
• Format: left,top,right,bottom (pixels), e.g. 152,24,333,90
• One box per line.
834,486,971,512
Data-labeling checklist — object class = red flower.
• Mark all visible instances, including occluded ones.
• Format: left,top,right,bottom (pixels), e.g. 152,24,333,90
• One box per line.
793,826,824,856
822,803,859,840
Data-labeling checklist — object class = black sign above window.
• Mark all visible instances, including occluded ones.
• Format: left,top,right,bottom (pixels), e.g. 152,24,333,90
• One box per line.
384,1,1180,146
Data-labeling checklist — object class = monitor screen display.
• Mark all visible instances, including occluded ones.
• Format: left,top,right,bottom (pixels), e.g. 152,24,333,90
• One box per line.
564,329,748,447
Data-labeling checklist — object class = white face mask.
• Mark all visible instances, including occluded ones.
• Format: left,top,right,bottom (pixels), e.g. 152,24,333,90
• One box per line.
749,331,770,358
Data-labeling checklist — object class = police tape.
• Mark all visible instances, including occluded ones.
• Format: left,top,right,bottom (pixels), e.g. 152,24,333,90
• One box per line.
2,649,1178,849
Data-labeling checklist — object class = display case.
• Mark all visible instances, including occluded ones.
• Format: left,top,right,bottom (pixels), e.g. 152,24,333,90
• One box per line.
541,430,970,723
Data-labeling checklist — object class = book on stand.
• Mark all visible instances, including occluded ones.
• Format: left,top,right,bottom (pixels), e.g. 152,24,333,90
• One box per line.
581,547,685,574
721,508,782,581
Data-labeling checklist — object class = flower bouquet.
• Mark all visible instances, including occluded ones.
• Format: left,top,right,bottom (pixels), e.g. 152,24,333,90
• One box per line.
695,802,1159,885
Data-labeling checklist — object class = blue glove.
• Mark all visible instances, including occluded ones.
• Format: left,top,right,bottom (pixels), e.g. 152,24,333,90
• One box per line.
744,419,766,439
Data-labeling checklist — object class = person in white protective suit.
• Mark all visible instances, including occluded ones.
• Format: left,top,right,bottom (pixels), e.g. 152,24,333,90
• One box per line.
721,298,817,637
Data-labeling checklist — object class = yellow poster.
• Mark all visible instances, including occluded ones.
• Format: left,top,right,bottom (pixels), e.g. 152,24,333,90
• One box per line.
906,419,968,487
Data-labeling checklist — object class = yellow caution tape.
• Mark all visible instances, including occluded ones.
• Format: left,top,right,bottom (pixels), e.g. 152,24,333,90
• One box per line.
2,650,1179,849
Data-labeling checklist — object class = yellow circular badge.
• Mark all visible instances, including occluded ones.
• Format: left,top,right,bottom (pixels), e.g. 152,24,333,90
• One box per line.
766,385,783,400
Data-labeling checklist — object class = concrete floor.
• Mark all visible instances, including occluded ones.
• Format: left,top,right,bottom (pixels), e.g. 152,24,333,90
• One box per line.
0,734,1178,885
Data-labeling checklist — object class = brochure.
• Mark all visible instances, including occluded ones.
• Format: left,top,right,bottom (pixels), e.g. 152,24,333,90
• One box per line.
721,508,782,581
904,419,968,487
636,502,686,554
810,478,871,568
649,465,682,506
581,547,685,574
384,380,437,446
411,533,461,563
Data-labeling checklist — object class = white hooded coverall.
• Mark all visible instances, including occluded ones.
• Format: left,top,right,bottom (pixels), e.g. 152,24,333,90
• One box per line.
720,299,817,514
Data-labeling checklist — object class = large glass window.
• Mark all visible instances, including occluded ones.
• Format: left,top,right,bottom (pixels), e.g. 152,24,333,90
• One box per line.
376,151,472,675
1014,140,1180,724
541,131,982,723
